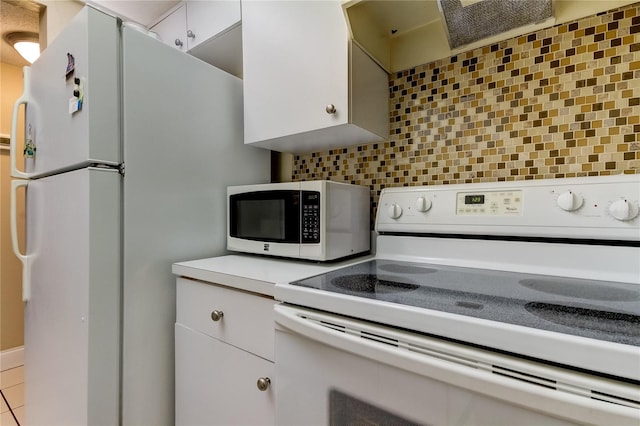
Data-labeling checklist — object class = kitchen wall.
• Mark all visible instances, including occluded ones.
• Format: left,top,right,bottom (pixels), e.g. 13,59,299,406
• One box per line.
1,62,25,351
38,0,84,49
293,3,640,212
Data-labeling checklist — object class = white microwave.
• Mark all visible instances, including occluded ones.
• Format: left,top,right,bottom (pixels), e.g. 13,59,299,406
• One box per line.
227,181,370,261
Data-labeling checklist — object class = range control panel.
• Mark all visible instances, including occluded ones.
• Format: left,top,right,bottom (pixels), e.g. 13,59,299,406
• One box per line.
376,175,640,241
456,190,523,215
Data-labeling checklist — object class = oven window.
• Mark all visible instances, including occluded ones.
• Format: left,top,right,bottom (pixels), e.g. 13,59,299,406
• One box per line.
329,389,423,426
230,190,300,243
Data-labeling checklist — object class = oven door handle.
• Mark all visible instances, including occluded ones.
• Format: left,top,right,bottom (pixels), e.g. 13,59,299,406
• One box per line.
274,304,640,426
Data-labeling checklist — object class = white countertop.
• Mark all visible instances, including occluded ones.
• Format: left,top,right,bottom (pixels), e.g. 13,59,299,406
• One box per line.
172,253,372,297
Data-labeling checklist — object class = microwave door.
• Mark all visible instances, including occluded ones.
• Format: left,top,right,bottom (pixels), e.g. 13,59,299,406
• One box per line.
230,190,301,243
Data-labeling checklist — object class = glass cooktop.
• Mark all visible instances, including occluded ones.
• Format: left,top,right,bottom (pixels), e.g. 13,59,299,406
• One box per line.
290,260,640,347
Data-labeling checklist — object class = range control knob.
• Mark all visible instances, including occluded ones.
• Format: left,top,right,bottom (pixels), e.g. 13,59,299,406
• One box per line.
609,198,639,221
387,203,403,219
415,196,432,212
557,190,583,211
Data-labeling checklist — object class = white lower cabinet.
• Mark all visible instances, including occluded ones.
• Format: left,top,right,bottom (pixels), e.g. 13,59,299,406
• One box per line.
175,325,274,425
175,277,275,425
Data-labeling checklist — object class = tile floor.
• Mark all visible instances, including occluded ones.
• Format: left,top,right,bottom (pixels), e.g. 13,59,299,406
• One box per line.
1,365,24,426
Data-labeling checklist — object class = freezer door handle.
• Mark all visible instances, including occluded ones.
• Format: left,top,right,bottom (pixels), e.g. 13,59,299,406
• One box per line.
11,66,35,180
11,179,31,302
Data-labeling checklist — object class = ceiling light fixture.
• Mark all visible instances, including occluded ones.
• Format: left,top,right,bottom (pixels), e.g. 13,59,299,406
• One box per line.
3,31,40,64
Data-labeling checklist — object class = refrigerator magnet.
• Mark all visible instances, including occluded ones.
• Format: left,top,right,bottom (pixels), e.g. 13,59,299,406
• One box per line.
69,77,84,114
24,124,35,158
65,53,75,79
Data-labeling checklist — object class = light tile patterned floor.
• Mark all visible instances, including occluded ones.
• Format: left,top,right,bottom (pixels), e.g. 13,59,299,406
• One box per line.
1,366,24,426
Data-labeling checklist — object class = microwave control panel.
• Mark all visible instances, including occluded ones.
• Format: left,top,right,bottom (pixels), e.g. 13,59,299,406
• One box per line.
302,191,320,243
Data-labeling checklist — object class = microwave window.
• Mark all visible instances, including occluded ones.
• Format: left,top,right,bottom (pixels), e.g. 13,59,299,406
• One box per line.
230,190,301,243
237,199,285,240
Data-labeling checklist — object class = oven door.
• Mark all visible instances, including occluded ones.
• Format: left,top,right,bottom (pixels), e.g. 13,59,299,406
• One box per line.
274,304,640,426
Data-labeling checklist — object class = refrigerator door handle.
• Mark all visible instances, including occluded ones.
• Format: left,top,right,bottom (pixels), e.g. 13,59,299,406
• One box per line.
11,66,34,180
11,179,31,302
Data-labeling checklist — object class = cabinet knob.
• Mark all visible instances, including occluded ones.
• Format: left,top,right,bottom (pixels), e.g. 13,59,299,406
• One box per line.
210,310,224,322
187,30,195,39
174,39,183,47
256,377,271,391
325,104,336,114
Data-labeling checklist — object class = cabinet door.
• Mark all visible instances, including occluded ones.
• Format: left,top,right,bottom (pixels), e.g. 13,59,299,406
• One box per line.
242,0,350,144
151,4,187,51
186,0,241,51
175,324,275,426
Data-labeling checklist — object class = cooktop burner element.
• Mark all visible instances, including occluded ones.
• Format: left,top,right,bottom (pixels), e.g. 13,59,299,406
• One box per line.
331,274,420,294
377,264,438,274
519,278,640,301
525,302,640,337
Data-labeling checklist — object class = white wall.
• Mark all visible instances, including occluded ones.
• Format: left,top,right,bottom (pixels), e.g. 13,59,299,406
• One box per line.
38,0,84,48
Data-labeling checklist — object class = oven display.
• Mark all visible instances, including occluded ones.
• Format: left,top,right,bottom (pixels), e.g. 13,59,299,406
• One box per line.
465,195,485,205
457,190,523,215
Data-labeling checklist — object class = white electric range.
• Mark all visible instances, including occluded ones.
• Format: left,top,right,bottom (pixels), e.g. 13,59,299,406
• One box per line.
274,174,640,426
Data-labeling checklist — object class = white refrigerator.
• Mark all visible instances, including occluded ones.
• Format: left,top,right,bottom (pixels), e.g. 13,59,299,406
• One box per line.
9,6,270,425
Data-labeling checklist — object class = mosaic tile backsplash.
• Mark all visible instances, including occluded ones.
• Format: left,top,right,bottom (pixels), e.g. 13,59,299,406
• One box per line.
293,3,640,215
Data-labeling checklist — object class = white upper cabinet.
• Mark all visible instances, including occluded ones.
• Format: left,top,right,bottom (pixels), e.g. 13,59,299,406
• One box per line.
185,0,240,51
151,4,187,51
242,0,389,153
151,1,242,76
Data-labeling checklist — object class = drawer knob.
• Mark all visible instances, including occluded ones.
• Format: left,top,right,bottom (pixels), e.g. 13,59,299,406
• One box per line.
325,104,336,114
256,377,271,391
210,310,224,322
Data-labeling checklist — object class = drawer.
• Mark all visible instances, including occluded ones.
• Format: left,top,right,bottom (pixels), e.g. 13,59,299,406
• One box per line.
176,277,275,360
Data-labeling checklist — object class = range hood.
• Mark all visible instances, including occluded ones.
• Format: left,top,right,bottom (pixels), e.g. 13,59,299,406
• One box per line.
342,0,638,73
438,0,552,49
